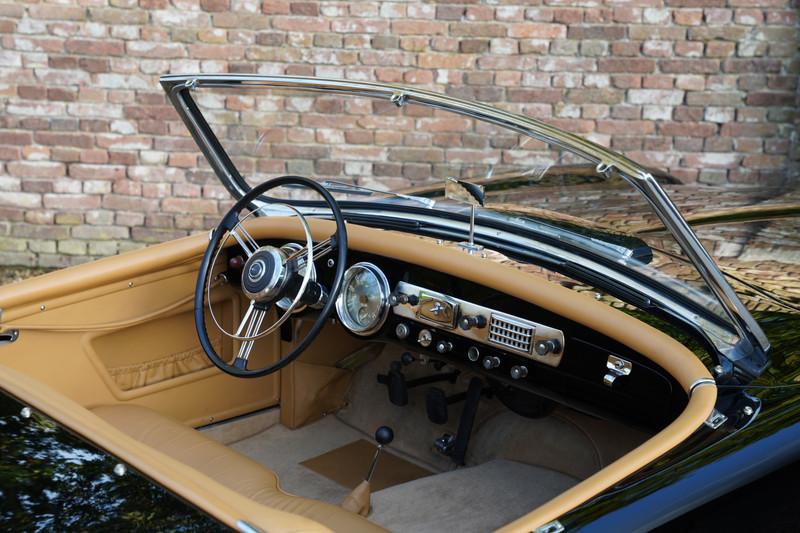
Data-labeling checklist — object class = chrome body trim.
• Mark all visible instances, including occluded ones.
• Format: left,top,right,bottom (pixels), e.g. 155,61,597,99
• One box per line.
689,378,717,396
534,520,565,533
236,520,263,533
161,74,770,374
0,329,19,345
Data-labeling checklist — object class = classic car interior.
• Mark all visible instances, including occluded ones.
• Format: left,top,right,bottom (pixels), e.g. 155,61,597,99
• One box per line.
0,76,721,533
0,211,716,533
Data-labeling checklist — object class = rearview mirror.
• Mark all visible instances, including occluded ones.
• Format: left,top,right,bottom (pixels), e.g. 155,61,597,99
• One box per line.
445,178,485,207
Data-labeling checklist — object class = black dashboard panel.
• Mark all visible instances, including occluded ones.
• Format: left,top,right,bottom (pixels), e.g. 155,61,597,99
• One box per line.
234,243,688,430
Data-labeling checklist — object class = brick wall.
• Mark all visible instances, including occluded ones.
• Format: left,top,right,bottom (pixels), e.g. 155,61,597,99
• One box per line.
0,1,797,268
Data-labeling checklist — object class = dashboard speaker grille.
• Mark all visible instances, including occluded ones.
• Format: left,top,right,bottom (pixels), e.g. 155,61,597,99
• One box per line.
488,314,534,354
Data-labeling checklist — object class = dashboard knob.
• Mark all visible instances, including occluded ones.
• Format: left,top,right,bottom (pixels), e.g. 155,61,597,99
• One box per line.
467,346,481,362
418,329,433,348
510,365,528,380
395,322,411,340
459,314,487,331
534,339,561,356
435,340,453,354
389,292,419,306
482,356,501,370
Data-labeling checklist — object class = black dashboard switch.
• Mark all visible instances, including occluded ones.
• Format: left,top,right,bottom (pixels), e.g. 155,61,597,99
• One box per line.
389,292,419,306
435,340,453,354
482,356,501,370
535,339,562,356
459,314,487,331
510,365,529,380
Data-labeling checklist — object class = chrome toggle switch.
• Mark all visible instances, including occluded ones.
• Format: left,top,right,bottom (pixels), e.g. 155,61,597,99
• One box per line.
418,329,433,348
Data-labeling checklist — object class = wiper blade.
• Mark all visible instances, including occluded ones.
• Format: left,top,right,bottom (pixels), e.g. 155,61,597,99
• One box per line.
319,180,436,208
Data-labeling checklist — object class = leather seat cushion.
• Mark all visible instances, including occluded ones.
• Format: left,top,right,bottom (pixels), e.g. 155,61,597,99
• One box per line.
92,404,386,533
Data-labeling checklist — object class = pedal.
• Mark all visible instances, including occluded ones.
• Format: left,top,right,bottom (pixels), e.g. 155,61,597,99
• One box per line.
377,361,409,406
425,387,468,425
426,388,449,424
378,354,459,408
434,433,456,455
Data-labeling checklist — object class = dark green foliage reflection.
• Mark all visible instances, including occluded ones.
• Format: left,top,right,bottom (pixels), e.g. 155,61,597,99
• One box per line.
0,392,227,532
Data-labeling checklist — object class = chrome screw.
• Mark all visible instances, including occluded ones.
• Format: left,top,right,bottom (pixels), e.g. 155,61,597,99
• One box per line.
20,407,31,419
594,292,602,301
128,281,134,288
113,463,127,477
326,258,334,268
712,365,724,377
39,304,46,311
742,406,754,416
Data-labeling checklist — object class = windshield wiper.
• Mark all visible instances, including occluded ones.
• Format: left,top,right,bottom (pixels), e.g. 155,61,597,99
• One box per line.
318,180,437,208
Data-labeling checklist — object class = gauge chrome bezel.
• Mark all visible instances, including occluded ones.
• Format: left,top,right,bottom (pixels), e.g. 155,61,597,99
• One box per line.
335,262,391,336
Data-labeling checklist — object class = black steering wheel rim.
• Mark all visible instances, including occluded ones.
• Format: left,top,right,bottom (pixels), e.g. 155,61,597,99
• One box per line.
194,175,348,378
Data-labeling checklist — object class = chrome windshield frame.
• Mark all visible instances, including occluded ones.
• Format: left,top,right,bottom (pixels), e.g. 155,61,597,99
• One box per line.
160,74,770,372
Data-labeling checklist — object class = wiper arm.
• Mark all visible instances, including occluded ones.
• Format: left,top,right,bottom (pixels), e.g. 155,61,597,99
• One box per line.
319,180,436,208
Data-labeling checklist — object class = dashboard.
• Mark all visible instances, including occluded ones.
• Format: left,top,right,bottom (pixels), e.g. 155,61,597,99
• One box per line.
331,252,690,430
232,242,688,430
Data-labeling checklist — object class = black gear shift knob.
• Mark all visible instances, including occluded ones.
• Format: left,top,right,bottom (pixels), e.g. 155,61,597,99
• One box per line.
375,426,394,446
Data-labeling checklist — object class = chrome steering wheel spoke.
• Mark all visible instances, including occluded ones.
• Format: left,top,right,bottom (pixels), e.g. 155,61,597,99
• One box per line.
228,220,259,258
232,302,268,369
285,235,335,267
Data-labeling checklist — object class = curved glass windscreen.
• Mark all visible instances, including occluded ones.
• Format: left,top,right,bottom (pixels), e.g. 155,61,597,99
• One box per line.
177,79,757,353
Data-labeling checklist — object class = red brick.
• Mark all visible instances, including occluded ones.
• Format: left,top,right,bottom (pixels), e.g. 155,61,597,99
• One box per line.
65,39,125,56
599,58,656,73
746,92,795,107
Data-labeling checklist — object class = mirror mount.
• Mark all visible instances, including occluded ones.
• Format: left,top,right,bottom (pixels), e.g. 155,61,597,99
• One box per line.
445,178,485,255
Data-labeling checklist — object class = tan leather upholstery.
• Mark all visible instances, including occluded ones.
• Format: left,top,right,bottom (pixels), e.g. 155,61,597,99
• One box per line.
92,404,387,533
0,218,717,529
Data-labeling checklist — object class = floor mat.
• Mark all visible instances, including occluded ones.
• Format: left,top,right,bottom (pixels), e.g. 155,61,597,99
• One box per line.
301,439,433,492
370,459,578,533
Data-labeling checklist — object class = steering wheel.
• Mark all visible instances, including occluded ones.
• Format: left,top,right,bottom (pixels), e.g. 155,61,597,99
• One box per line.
195,176,348,378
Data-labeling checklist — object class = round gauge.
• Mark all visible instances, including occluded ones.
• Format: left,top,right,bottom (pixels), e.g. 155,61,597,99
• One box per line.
335,262,391,336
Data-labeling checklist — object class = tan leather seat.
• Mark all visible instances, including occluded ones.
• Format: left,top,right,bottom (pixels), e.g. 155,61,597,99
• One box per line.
92,404,387,533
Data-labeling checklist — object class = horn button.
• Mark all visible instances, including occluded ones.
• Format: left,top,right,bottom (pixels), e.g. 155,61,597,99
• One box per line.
241,246,291,302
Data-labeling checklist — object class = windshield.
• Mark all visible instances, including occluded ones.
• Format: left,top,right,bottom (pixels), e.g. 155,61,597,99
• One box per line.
167,76,767,357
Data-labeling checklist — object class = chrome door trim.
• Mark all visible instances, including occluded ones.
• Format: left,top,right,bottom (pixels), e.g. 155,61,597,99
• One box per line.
160,74,770,368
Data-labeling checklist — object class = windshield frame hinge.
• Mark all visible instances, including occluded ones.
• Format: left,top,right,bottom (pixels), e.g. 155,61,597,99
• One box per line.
704,408,728,430
390,91,407,107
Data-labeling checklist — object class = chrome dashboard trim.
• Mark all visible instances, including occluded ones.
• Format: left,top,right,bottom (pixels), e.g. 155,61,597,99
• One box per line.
392,281,565,367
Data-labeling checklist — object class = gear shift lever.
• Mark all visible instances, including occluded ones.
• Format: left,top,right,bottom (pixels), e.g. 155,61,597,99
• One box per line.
341,426,394,516
366,426,393,482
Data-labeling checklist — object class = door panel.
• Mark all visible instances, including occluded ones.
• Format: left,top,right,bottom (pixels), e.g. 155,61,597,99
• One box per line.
0,256,280,427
